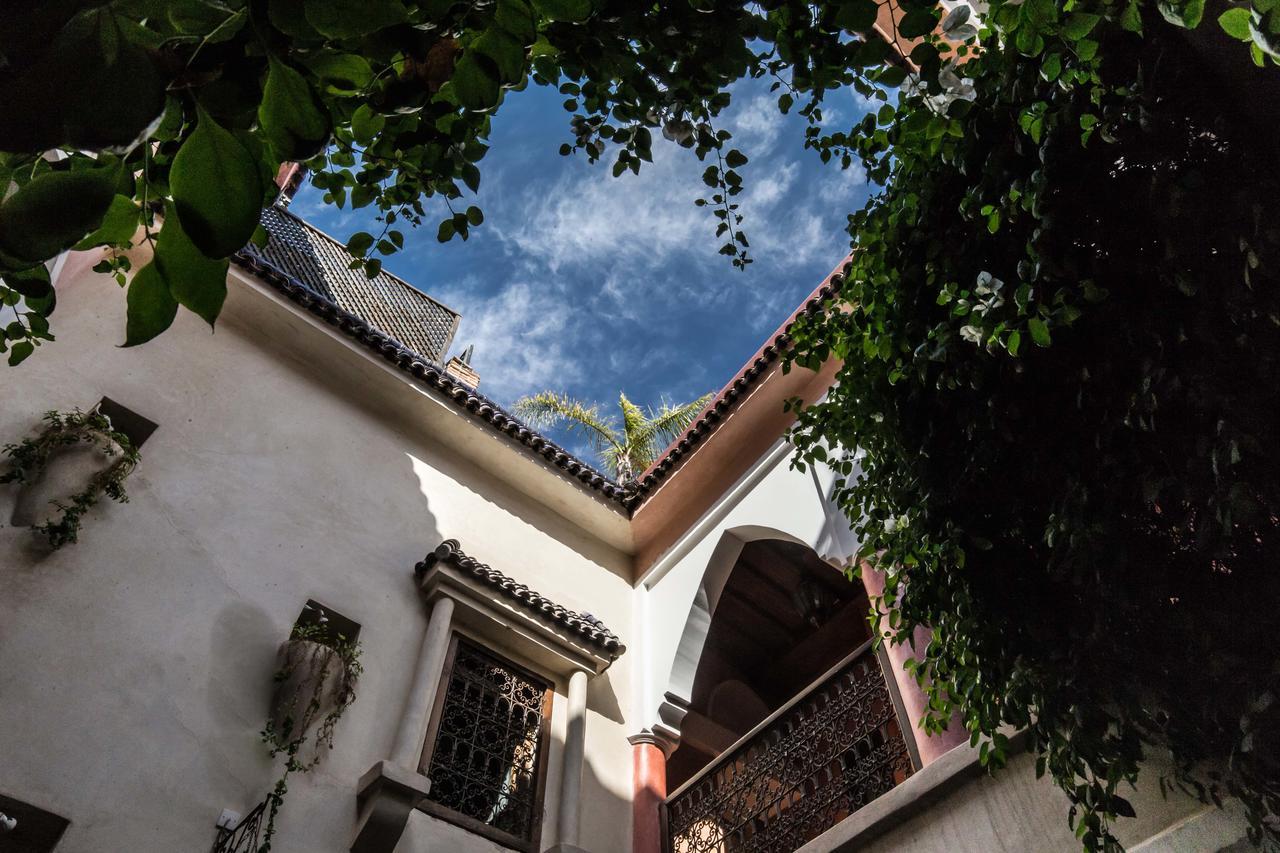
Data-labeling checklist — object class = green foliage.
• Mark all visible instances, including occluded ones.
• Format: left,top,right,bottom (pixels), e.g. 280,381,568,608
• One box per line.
0,5,1274,846
514,390,711,482
0,0,998,358
259,615,362,852
784,2,1280,851
0,409,140,548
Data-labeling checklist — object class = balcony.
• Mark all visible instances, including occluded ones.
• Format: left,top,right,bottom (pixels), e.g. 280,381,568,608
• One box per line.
663,642,915,853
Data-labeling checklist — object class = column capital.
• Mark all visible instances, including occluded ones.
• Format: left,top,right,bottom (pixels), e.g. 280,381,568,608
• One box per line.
627,728,679,759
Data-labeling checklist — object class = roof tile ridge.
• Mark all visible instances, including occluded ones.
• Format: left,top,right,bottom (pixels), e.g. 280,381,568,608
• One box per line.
416,538,626,659
230,250,631,508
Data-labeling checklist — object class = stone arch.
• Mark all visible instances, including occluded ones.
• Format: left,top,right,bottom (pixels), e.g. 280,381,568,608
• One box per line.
653,523,852,751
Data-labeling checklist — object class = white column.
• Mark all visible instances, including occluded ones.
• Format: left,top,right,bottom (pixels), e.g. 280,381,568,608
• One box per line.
390,596,454,768
556,669,589,847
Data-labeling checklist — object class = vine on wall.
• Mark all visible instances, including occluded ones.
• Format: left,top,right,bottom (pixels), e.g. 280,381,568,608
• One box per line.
0,409,139,548
257,620,362,852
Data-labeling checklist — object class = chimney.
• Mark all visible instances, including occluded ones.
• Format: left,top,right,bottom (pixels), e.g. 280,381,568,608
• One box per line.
274,162,306,207
444,344,480,388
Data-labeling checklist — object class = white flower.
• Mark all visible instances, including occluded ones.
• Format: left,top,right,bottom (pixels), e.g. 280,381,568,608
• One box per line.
960,324,985,344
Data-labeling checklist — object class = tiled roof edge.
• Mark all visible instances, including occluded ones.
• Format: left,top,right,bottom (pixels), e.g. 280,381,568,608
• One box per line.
266,204,461,320
416,539,626,660
230,251,634,509
627,261,849,505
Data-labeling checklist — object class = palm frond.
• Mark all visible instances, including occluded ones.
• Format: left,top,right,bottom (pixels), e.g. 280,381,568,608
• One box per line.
636,393,713,450
512,391,621,455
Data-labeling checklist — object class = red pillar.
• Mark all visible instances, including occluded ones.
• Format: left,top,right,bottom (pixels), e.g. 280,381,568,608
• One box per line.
629,732,669,853
859,563,968,765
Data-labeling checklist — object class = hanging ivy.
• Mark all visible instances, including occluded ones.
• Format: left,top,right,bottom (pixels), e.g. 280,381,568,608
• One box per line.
0,409,140,548
258,619,362,852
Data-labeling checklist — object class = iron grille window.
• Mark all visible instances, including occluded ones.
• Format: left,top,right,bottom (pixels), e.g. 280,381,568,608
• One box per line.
419,636,552,852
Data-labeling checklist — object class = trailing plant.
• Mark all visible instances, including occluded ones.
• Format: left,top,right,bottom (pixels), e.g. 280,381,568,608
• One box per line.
258,619,362,852
0,409,140,548
784,2,1280,851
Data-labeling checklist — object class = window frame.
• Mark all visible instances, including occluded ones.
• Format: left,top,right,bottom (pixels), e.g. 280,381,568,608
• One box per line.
417,633,555,853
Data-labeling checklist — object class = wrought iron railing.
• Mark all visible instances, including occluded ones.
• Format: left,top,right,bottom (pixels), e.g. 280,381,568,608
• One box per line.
663,642,915,853
210,800,266,853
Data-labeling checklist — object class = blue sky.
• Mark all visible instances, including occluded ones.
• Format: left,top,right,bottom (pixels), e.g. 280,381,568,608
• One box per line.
291,77,877,459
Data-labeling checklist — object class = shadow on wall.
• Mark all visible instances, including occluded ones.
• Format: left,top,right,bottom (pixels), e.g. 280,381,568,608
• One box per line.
0,365,446,850
201,441,446,838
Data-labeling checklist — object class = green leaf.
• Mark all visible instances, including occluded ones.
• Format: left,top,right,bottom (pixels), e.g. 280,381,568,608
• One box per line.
1028,317,1052,347
495,0,537,44
466,205,484,226
437,219,456,242
0,165,117,264
268,0,324,41
835,0,880,31
1219,7,1252,38
878,65,908,87
899,7,938,38
2,265,53,303
346,231,375,256
532,0,592,22
124,261,179,347
1007,330,1022,356
303,0,407,38
474,26,527,84
350,104,386,145
1061,12,1101,39
155,209,229,328
452,52,502,111
725,149,749,168
7,340,34,366
1120,1,1144,32
72,195,140,250
303,52,375,94
260,57,332,162
170,107,264,259
1158,0,1205,28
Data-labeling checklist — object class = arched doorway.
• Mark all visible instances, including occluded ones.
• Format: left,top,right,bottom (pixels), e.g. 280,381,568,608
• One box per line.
665,538,875,789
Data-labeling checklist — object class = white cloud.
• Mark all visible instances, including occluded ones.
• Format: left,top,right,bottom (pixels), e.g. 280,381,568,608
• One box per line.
496,145,706,275
818,161,869,202
435,275,585,403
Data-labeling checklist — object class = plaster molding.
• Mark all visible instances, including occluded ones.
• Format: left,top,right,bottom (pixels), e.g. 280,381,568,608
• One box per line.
416,545,619,681
628,728,679,759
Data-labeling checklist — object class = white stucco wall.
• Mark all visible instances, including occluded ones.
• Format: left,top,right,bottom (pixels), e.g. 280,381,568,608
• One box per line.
0,257,634,852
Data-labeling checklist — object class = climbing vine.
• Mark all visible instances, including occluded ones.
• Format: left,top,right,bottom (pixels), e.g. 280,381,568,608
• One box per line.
0,409,140,548
785,2,1280,851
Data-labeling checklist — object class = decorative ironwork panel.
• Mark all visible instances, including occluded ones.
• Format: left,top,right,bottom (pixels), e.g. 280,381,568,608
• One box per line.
424,638,550,843
210,800,265,853
665,647,913,853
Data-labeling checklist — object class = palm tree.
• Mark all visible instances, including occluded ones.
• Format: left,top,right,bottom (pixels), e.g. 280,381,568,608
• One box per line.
513,390,712,483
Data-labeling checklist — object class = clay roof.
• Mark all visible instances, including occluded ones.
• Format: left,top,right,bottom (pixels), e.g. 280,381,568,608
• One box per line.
233,204,844,516
416,539,626,660
229,247,631,507
244,205,460,363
